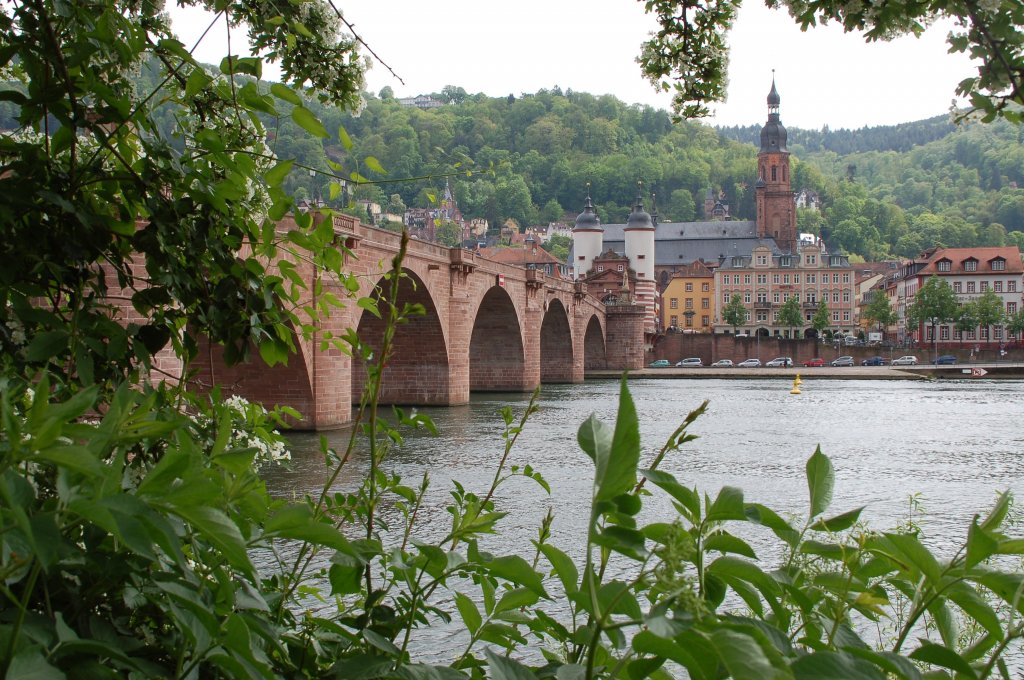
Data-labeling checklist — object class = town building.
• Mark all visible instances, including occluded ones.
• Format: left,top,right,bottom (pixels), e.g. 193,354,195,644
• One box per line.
714,243,857,337
903,246,1024,348
478,234,572,279
662,260,715,332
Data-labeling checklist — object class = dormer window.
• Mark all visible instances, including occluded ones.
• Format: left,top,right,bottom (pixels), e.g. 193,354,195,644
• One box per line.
964,259,978,272
937,259,951,272
830,256,842,267
991,258,1006,271
780,256,792,268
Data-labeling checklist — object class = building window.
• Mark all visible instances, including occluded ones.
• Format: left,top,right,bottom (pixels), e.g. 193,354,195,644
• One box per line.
995,327,1003,339
992,259,1006,271
702,315,710,326
964,259,977,272
967,330,976,340
981,327,990,340
794,274,800,284
937,260,951,272
685,282,693,292
685,298,693,309
927,327,934,341
1009,302,1017,314
982,281,990,291
702,298,710,309
1010,281,1018,292
756,255,768,265
842,274,851,283
637,254,646,260
995,281,1003,292
807,292,816,303
743,275,751,285
953,281,962,293
954,329,961,340
832,292,840,303
832,312,839,322
843,312,851,322
783,274,790,284
597,265,604,272
757,292,768,303
773,292,781,303
723,291,730,303
843,292,850,303
940,326,950,340
757,274,767,284
670,315,677,326
756,311,767,322
670,298,678,309
833,273,840,284
807,274,816,284
771,166,777,181
685,315,693,327
967,281,976,293
806,255,817,266
617,264,624,272
578,255,585,261
773,274,781,284
744,292,751,303
702,282,710,292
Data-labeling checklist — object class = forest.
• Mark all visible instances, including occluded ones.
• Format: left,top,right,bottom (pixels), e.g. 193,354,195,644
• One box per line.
7,66,1023,261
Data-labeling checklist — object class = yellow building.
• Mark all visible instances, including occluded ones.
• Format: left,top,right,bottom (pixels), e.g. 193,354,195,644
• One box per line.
661,261,715,332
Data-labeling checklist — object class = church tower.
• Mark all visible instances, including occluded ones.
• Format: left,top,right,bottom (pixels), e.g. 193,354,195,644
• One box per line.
624,183,657,335
571,186,602,280
755,75,797,253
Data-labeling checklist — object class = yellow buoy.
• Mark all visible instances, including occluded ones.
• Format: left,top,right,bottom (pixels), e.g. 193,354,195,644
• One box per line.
790,374,802,395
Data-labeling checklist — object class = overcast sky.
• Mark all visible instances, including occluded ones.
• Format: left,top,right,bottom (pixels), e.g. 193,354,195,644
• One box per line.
169,1,977,131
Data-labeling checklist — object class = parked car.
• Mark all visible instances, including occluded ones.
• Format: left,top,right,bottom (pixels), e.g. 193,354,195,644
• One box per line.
765,357,793,367
830,355,854,367
676,357,703,367
648,359,670,368
891,355,918,366
737,358,762,368
802,357,825,367
860,355,888,366
710,359,734,368
935,354,958,365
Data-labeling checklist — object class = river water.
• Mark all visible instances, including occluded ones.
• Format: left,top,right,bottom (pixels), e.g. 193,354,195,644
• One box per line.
269,377,1024,548
264,377,1024,661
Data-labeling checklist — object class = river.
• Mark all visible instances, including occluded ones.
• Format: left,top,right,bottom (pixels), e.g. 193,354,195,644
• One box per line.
264,377,1024,663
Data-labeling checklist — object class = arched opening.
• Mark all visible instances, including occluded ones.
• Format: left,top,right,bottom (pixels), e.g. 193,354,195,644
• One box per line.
540,299,573,383
352,269,449,407
470,286,525,391
756,327,770,338
804,328,819,339
583,314,606,372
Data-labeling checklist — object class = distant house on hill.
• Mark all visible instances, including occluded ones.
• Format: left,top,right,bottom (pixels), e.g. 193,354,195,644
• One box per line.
478,235,571,279
397,95,442,110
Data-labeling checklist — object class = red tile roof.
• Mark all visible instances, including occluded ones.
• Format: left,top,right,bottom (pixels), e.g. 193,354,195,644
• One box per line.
918,246,1023,276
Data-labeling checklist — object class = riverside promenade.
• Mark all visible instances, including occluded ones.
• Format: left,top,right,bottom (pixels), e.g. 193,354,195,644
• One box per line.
593,363,1024,380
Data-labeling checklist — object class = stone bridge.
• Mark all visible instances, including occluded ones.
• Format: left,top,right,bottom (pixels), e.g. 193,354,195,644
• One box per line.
189,214,646,429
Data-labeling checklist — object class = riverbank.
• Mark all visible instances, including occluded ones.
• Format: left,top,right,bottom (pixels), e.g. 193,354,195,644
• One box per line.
590,362,1024,380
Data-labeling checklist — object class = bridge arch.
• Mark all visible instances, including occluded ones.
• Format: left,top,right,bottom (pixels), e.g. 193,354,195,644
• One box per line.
352,269,449,406
583,314,607,372
540,299,573,383
469,285,525,391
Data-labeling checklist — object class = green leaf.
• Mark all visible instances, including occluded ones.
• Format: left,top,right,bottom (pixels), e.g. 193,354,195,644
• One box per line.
965,516,999,569
484,648,535,680
704,532,757,559
265,504,358,556
330,655,393,680
791,651,885,679
632,630,716,680
979,490,1011,532
745,503,799,546
270,82,302,105
338,123,353,150
908,642,977,678
707,486,746,522
363,156,387,175
26,329,69,362
495,587,539,613
362,629,401,657
264,159,294,187
944,581,1002,638
539,543,578,595
454,592,481,633
483,555,546,597
810,506,864,533
882,532,943,583
6,648,64,679
392,664,469,680
642,469,699,520
601,377,641,501
577,413,611,467
708,628,788,680
291,106,329,138
843,648,922,680
806,446,834,518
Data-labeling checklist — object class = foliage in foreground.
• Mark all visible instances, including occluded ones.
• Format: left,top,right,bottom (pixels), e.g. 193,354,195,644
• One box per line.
4,351,1024,678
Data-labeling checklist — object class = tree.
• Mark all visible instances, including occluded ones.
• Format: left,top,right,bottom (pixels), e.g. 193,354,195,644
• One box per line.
812,299,832,336
722,293,748,333
640,0,1024,123
1006,308,1024,339
974,287,1007,336
955,300,979,344
542,234,572,262
435,220,463,247
862,291,897,337
778,295,804,338
907,276,960,361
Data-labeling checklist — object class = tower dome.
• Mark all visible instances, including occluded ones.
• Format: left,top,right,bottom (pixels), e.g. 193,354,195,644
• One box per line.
573,192,601,231
759,75,787,153
625,187,654,231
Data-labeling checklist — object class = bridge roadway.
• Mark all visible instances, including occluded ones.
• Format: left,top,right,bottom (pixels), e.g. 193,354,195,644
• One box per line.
188,214,647,429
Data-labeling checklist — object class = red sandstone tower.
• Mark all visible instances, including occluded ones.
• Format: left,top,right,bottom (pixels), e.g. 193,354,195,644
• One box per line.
755,76,798,253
